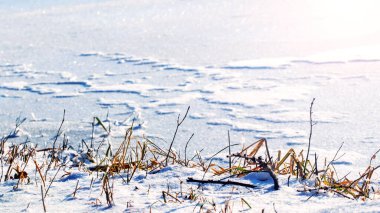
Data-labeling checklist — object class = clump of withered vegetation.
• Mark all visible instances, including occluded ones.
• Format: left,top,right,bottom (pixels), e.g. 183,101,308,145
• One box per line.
1,103,380,212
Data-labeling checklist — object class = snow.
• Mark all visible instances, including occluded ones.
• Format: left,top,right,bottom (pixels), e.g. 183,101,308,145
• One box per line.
1,0,380,212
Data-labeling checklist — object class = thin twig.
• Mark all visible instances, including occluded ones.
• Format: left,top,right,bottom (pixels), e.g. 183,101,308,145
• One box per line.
45,110,65,178
41,185,46,212
184,133,194,166
90,117,96,149
201,159,214,181
165,106,190,166
73,180,80,197
263,138,273,168
370,148,380,166
322,142,344,180
206,143,239,165
304,98,315,178
314,152,318,175
187,177,257,189
162,191,182,203
228,131,232,174
44,166,62,199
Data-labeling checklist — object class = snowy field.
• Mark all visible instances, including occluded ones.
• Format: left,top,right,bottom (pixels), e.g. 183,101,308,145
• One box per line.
1,0,380,212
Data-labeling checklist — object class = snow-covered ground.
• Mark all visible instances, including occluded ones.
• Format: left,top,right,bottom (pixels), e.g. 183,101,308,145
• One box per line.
1,0,380,212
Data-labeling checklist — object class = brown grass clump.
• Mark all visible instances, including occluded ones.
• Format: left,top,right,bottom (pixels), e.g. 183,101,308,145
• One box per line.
208,136,380,200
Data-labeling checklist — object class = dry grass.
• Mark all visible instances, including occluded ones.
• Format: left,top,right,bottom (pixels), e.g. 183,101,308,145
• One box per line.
0,107,379,212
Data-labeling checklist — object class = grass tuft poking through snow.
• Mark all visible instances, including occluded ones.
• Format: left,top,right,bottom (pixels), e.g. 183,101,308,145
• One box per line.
0,107,380,212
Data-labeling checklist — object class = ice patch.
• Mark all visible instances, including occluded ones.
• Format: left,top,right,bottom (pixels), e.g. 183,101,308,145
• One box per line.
224,57,293,70
85,84,159,96
206,119,233,127
207,84,314,108
231,122,271,133
97,98,139,110
0,94,21,98
0,81,28,90
189,112,212,120
30,113,48,122
155,109,180,115
34,81,91,88
79,52,104,57
243,110,347,124
147,93,201,108
59,71,76,80
225,45,380,70
25,85,61,95
53,93,82,98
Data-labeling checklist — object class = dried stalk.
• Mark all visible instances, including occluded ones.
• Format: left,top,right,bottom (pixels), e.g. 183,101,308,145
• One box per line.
304,98,315,178
164,106,190,166
187,177,257,189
